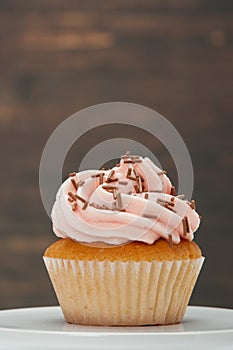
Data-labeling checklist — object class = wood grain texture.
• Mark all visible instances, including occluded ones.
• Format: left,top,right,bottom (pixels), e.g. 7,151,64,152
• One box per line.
0,0,232,310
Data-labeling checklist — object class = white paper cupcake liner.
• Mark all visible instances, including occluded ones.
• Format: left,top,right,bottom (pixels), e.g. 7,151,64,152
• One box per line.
43,256,205,326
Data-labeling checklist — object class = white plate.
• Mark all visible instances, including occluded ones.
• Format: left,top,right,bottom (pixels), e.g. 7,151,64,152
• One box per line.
0,306,232,350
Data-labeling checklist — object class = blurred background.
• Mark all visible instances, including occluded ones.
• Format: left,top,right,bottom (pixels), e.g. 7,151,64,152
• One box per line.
0,0,232,310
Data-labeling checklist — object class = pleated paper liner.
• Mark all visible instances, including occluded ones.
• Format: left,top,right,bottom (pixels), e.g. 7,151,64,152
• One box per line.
43,256,205,326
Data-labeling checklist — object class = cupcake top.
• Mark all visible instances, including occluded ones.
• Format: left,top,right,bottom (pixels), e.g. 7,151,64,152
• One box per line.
51,152,201,246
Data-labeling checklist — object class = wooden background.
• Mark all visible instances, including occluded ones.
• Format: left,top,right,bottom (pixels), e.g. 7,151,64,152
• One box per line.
0,0,232,310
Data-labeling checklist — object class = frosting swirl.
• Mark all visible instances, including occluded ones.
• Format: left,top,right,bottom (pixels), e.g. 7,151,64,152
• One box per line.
51,154,201,245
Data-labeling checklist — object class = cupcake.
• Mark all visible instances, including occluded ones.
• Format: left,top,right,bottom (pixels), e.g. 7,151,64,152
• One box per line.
43,153,204,326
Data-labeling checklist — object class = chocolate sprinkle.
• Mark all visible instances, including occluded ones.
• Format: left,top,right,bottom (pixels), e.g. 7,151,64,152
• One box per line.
71,178,78,191
82,201,88,210
68,192,77,201
126,168,132,177
107,169,115,180
72,203,77,211
182,216,190,236
170,186,177,196
69,172,76,177
124,160,135,164
182,218,187,236
106,177,119,183
168,234,173,248
76,194,87,204
138,176,143,193
185,216,190,233
102,185,118,190
143,213,158,219
190,200,196,210
99,173,104,185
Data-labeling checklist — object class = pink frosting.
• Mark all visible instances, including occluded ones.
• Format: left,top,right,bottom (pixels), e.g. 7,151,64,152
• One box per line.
51,154,201,245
